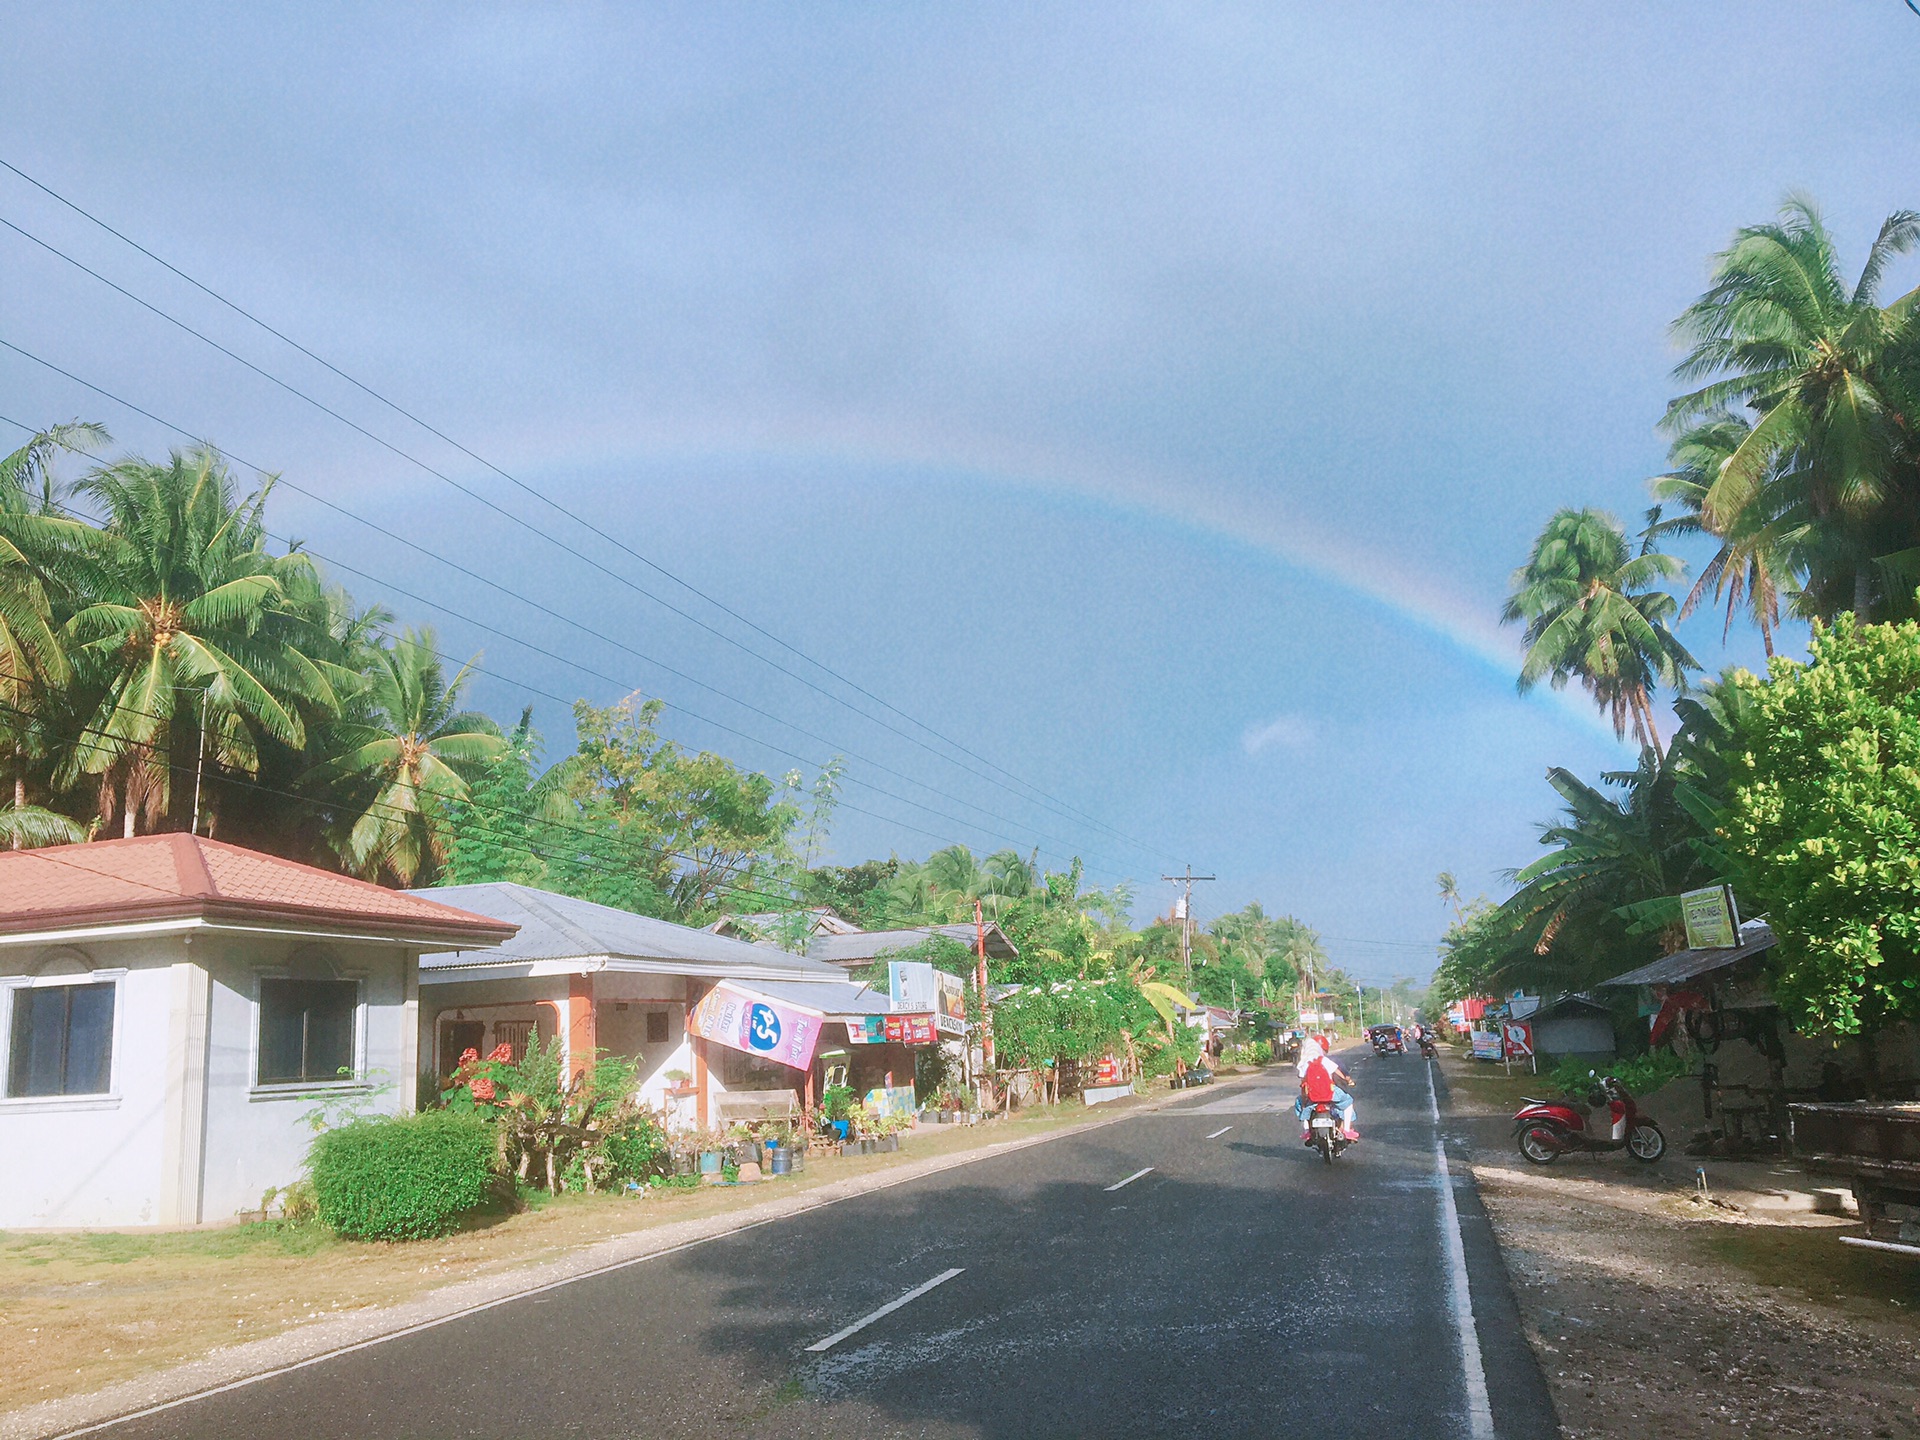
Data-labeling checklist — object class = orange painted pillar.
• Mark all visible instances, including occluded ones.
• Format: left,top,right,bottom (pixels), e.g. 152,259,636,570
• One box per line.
567,973,596,1079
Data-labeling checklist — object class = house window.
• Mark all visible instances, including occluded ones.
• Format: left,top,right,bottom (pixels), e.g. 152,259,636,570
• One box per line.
646,1010,670,1044
258,979,358,1085
6,982,115,1097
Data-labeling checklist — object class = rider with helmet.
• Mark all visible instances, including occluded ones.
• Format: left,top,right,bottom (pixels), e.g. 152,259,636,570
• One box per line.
1294,1032,1359,1143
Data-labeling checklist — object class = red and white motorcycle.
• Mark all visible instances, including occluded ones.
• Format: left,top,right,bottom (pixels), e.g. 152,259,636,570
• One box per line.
1512,1073,1665,1164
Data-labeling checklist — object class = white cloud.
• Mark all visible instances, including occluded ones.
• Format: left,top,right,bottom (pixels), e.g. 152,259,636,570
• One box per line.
1241,712,1316,756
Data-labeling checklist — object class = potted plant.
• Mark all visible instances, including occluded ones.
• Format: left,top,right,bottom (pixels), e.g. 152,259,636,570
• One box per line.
821,1084,857,1141
662,1068,695,1098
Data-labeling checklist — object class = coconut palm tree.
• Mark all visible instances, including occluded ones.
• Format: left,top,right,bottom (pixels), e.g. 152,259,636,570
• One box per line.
311,628,503,884
1645,413,1801,657
1666,196,1920,622
59,448,335,835
1503,508,1697,748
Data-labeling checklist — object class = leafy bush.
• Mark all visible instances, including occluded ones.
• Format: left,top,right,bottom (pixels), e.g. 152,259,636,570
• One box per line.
309,1111,499,1241
1548,1048,1691,1098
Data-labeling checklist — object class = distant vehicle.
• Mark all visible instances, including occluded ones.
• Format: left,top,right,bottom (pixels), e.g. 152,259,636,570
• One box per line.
1367,1024,1405,1056
1173,1063,1215,1088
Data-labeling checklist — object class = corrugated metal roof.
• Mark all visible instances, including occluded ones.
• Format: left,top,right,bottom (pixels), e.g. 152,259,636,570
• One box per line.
748,978,897,1018
408,883,846,979
807,922,1018,965
1600,920,1776,988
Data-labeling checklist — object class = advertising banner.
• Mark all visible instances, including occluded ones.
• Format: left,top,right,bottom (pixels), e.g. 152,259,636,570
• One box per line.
1470,1029,1503,1061
687,982,824,1070
864,1084,917,1117
1681,885,1740,949
845,1015,887,1045
1502,1021,1534,1060
934,970,967,1037
882,1014,936,1045
889,961,937,1011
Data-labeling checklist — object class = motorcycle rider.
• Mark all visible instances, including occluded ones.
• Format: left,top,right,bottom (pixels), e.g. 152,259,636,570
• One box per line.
1295,1037,1359,1143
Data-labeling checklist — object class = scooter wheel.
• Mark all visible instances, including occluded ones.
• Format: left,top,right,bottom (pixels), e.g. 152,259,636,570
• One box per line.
1517,1124,1562,1164
1627,1121,1666,1163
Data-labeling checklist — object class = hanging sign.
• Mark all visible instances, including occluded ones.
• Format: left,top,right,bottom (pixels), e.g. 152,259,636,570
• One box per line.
1681,884,1740,949
845,1016,887,1045
687,982,824,1070
934,970,967,1037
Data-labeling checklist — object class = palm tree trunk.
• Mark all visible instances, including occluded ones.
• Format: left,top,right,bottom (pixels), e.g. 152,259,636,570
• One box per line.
1855,566,1871,620
1635,689,1663,753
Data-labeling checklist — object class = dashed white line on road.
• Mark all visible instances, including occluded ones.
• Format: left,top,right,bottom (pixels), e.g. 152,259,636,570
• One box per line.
1205,1126,1232,1139
805,1269,965,1353
1104,1167,1154,1191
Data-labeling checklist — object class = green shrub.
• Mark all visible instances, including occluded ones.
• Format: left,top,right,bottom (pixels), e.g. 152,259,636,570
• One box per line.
309,1111,499,1241
1548,1048,1691,1098
599,1114,669,1184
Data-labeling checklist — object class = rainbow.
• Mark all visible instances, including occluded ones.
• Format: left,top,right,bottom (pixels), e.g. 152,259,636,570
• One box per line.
521,415,1632,749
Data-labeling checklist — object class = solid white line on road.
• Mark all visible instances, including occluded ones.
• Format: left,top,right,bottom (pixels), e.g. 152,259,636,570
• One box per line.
1205,1126,1232,1139
1428,1064,1495,1440
804,1269,966,1353
1105,1166,1154,1191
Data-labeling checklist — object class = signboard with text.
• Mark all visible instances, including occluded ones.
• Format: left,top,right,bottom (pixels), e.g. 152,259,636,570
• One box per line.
1681,885,1740,949
934,970,966,1037
687,982,823,1070
1470,1029,1503,1061
1502,1021,1534,1060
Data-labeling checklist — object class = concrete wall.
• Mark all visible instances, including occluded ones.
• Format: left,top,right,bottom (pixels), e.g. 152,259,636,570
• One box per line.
0,929,415,1229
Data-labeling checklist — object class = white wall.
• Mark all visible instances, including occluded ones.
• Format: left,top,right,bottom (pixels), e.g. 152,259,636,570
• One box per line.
0,937,175,1227
0,928,417,1229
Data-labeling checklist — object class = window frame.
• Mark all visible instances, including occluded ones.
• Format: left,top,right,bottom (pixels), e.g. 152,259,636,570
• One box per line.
249,970,368,1097
0,968,127,1108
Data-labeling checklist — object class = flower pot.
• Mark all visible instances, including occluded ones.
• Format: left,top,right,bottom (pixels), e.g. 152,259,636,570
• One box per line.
831,1119,850,1141
697,1150,723,1175
879,1134,899,1153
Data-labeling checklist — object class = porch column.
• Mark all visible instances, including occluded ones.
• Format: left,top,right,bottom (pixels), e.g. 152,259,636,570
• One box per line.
158,949,212,1225
567,973,596,1079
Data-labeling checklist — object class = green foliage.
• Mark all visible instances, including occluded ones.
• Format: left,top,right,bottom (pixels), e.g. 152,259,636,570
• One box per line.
1724,613,1920,1033
308,1110,498,1241
1547,1049,1690,1098
820,1084,856,1121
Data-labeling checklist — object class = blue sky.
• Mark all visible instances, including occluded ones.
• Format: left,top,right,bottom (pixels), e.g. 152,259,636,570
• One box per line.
4,5,1918,981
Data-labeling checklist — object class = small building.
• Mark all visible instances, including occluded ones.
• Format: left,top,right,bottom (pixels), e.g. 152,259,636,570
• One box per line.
1526,994,1617,1065
409,882,859,1127
0,835,514,1228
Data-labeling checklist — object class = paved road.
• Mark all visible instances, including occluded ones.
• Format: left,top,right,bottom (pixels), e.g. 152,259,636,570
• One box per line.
84,1054,1556,1439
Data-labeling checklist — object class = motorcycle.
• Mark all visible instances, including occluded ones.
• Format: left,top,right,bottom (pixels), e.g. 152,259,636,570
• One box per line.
1513,1073,1665,1164
1417,1034,1438,1059
1306,1099,1351,1164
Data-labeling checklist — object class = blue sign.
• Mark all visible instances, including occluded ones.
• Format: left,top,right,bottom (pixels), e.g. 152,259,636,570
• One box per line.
747,1003,782,1052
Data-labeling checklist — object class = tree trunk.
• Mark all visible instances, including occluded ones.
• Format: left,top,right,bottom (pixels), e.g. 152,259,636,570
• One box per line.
11,748,22,851
1855,566,1871,620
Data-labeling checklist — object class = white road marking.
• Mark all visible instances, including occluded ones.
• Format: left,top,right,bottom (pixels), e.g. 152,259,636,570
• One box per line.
1205,1126,1232,1139
1105,1166,1154,1191
1428,1064,1495,1440
804,1268,966,1353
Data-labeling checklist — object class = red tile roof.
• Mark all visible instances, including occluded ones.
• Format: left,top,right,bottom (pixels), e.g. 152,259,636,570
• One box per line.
0,834,519,946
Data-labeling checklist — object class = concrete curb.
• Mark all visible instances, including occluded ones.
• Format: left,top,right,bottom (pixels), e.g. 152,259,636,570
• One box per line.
4,1075,1246,1440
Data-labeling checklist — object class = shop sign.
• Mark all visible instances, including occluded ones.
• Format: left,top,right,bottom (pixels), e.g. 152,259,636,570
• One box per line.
687,982,824,1070
846,1015,887,1045
934,970,966,1037
1681,884,1740,949
1470,1029,1504,1061
1502,1021,1534,1060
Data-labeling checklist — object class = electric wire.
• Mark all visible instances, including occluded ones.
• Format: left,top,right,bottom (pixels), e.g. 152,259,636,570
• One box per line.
0,383,1142,881
0,175,1176,864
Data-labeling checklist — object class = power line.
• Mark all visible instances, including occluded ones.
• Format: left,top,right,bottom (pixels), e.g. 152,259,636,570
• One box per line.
0,380,1143,883
0,165,1178,866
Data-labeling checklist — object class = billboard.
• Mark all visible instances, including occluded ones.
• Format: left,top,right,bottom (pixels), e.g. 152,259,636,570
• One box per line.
935,970,966,1037
687,982,824,1070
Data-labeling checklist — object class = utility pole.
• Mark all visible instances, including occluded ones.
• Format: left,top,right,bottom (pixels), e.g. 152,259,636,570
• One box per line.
1160,867,1216,987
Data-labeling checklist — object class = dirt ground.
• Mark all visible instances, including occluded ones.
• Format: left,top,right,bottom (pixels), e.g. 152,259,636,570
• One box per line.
0,1100,1114,1415
1446,1055,1920,1439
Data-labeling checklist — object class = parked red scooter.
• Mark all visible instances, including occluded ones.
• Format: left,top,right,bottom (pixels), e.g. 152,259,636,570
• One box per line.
1513,1073,1666,1164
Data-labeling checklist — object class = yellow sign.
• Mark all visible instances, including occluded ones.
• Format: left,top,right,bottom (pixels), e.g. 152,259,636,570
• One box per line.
1681,885,1739,949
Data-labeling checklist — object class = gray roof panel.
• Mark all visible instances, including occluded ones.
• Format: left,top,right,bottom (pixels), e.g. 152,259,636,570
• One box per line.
1600,920,1776,989
407,883,847,979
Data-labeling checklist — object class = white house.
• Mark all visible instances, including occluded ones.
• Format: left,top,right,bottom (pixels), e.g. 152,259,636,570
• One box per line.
0,834,515,1228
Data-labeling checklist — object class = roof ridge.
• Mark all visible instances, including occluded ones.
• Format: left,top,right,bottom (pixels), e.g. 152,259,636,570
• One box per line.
498,883,613,957
169,832,217,899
